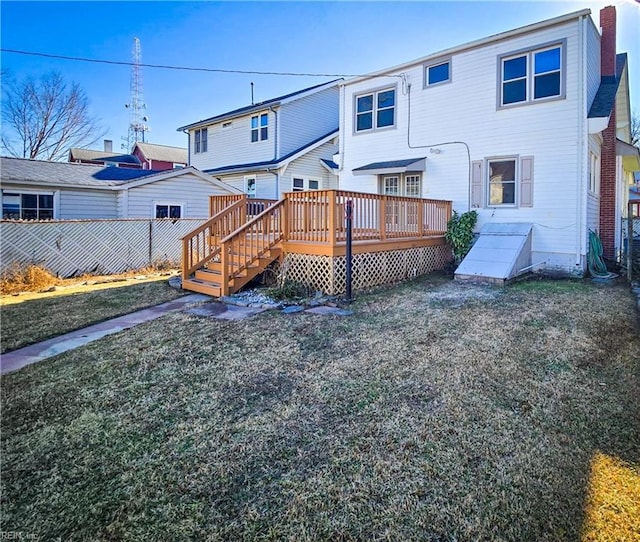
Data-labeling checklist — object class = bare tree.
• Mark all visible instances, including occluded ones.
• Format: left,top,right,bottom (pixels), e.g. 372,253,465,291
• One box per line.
631,110,640,147
1,71,106,161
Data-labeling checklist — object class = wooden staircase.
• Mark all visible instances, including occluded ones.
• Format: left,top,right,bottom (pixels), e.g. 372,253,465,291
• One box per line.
181,197,284,297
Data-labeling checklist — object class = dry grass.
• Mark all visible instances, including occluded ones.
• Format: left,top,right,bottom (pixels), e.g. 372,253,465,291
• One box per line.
0,263,59,295
1,274,639,541
0,277,184,353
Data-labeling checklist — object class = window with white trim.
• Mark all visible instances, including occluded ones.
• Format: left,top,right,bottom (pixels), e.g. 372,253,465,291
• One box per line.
500,44,563,106
292,177,320,192
194,128,208,153
380,174,421,197
245,176,257,198
424,60,451,87
355,88,396,132
2,192,54,220
251,113,268,142
589,152,600,194
155,203,183,219
488,159,516,205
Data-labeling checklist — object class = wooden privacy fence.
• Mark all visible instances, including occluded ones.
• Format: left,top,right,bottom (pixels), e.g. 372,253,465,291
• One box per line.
1,218,207,278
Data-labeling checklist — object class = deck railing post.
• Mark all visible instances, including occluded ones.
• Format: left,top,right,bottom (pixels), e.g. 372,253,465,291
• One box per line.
418,200,424,237
328,190,337,247
345,199,353,302
379,195,387,240
282,196,289,241
182,238,189,281
220,242,229,296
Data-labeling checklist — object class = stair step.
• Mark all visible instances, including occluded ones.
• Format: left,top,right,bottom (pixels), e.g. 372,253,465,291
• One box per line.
182,278,222,297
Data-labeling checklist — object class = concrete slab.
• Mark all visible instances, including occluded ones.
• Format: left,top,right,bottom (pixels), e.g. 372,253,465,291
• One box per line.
0,293,211,375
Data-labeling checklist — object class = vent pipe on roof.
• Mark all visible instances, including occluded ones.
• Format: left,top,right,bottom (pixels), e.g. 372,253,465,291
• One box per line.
104,140,113,153
251,82,254,105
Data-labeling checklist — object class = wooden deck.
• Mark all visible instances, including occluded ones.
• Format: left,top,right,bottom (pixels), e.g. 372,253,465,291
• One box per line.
181,190,452,296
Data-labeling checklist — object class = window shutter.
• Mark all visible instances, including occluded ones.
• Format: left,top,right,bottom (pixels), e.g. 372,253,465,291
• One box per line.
471,160,483,208
520,156,534,207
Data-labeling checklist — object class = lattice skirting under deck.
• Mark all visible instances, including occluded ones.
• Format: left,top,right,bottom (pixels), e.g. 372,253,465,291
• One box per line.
281,244,452,295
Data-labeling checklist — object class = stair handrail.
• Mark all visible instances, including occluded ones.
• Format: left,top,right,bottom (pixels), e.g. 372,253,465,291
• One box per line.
181,198,247,280
218,198,286,295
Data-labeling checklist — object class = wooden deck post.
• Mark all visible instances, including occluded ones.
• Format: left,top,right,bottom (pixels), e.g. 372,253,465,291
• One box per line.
418,200,424,237
282,196,289,242
220,242,229,296
379,195,387,241
328,190,337,247
181,238,189,281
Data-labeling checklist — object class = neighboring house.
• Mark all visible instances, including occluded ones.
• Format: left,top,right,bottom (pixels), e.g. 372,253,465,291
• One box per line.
177,80,341,200
132,142,188,170
68,140,142,169
334,6,639,277
0,157,241,220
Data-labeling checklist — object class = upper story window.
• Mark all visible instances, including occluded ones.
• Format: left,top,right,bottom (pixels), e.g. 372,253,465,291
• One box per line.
500,43,563,107
355,87,396,132
424,59,451,87
194,128,208,153
251,113,268,142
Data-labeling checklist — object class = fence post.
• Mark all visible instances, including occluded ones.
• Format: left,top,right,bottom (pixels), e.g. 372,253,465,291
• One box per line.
628,202,633,282
148,220,153,266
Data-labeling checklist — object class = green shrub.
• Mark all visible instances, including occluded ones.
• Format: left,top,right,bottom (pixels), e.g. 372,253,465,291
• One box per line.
445,210,478,265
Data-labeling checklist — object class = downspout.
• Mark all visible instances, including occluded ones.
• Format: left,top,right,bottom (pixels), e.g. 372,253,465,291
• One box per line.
182,129,191,165
576,14,587,268
269,106,280,198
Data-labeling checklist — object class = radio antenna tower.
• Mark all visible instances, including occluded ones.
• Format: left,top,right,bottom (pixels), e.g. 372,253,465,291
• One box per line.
122,37,149,151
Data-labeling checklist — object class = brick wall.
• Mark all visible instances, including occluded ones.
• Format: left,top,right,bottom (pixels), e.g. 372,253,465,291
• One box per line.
598,6,617,260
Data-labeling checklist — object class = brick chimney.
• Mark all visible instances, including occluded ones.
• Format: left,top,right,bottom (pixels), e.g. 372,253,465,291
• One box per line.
598,6,617,261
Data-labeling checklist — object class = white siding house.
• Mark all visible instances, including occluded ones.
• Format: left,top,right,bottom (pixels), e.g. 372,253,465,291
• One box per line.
177,80,340,200
335,7,638,276
1,157,240,220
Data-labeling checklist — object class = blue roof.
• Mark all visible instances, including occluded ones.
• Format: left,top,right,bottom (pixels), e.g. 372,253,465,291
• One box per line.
588,53,627,119
321,158,339,170
204,130,338,175
92,168,164,181
177,79,341,131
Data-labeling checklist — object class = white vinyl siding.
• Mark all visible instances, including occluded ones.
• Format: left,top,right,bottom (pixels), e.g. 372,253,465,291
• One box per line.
339,17,584,273
124,174,231,218
585,17,601,110
278,85,340,156
59,190,118,219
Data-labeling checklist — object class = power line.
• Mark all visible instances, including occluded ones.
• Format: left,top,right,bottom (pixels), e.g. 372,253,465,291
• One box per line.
1,48,399,78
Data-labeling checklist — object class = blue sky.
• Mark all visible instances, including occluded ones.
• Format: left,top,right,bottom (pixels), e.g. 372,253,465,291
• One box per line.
1,1,638,152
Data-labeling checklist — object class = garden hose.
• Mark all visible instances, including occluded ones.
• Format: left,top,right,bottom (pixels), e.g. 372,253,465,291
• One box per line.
588,230,617,279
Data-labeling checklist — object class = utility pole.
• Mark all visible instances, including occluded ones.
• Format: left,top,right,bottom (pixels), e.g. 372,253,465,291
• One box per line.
122,37,149,151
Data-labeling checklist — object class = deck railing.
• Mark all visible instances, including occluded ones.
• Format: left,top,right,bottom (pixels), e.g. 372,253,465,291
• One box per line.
218,199,286,295
181,199,248,279
285,190,451,245
190,191,452,291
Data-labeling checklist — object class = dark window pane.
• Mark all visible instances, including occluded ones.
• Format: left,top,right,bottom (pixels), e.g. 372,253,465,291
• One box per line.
251,116,258,129
293,178,304,188
357,95,373,113
503,80,526,104
39,209,53,219
39,195,53,208
260,127,268,140
377,90,395,108
260,114,268,127
251,130,258,142
201,130,207,152
22,209,38,220
534,72,560,99
22,194,37,208
357,112,372,131
490,160,516,182
503,56,526,80
428,62,450,84
502,183,516,204
169,206,181,218
309,180,319,190
156,205,168,218
3,204,20,219
534,48,560,74
377,108,394,127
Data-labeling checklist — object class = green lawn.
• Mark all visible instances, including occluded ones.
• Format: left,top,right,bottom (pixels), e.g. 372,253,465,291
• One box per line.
0,279,184,353
1,275,639,541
